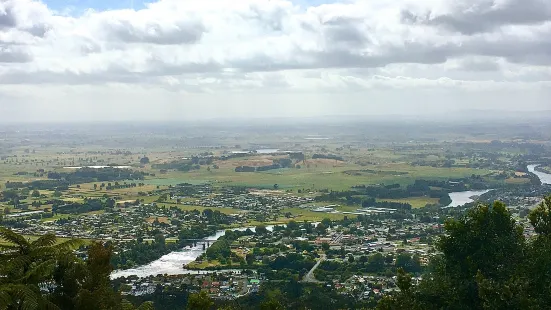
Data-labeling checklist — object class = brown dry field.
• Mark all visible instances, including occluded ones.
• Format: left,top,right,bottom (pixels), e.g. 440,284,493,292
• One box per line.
146,216,170,224
219,156,285,168
216,156,346,169
304,158,347,167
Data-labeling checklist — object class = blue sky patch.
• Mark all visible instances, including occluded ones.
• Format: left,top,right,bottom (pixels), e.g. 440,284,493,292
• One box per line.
43,0,339,14
43,0,153,12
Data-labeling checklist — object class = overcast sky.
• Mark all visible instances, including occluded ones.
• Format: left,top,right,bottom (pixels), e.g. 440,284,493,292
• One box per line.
1,0,550,122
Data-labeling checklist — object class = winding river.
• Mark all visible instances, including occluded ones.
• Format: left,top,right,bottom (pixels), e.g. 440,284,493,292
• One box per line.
111,225,280,279
110,168,551,278
528,164,551,185
446,189,493,208
445,165,551,208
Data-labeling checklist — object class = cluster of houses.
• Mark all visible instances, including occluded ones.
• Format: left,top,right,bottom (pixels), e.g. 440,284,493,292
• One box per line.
334,275,421,300
116,271,262,299
9,204,239,245
182,189,314,212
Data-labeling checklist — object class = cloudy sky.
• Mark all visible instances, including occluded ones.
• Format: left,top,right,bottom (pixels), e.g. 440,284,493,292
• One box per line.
0,0,550,122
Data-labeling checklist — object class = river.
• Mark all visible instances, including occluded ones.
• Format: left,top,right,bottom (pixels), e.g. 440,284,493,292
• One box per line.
114,167,551,278
446,190,493,208
527,164,551,185
445,165,551,208
111,225,283,279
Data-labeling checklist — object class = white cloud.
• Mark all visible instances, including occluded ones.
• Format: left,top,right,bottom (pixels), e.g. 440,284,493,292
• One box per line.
402,0,551,34
0,0,550,121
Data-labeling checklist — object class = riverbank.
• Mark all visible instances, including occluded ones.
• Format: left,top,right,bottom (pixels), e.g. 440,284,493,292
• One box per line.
111,224,285,279
446,189,493,208
536,166,551,174
528,165,551,185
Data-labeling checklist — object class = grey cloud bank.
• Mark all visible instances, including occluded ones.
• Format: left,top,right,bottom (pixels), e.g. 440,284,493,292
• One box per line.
0,0,550,122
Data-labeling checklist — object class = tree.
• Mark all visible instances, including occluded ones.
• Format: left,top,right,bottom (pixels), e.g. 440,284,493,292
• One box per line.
378,269,414,310
140,157,150,165
2,190,18,201
260,298,285,310
321,242,330,252
187,291,214,310
438,201,524,282
377,201,527,310
315,223,327,235
256,224,269,235
287,221,299,230
154,233,166,246
0,228,151,310
259,289,285,310
246,253,255,266
31,190,40,198
523,195,551,308
303,221,313,234
0,228,83,309
157,194,168,202
106,198,116,208
395,254,415,272
368,253,385,271
74,243,123,310
528,195,551,235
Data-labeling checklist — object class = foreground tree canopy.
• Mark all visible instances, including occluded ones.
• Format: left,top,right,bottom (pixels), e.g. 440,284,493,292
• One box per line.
379,196,551,310
0,228,152,310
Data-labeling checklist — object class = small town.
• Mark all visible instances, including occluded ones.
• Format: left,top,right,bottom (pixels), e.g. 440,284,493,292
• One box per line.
3,181,544,304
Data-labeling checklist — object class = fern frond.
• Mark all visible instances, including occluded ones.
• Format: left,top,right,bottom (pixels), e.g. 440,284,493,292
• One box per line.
121,299,135,310
52,239,84,252
0,290,12,309
0,228,29,249
9,284,40,310
31,234,57,248
2,255,32,274
22,259,56,283
137,301,154,310
41,299,61,310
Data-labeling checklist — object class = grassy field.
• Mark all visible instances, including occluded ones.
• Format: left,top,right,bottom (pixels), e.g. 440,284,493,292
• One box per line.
377,197,440,209
538,166,551,174
133,162,493,192
285,208,354,221
0,144,509,220
186,260,222,269
504,178,531,185
1,151,496,220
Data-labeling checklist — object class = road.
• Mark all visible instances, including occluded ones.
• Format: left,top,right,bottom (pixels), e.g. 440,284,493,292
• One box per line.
331,233,343,244
302,254,326,283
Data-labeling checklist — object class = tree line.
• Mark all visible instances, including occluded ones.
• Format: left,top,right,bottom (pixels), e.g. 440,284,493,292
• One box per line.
47,167,147,184
379,196,551,310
